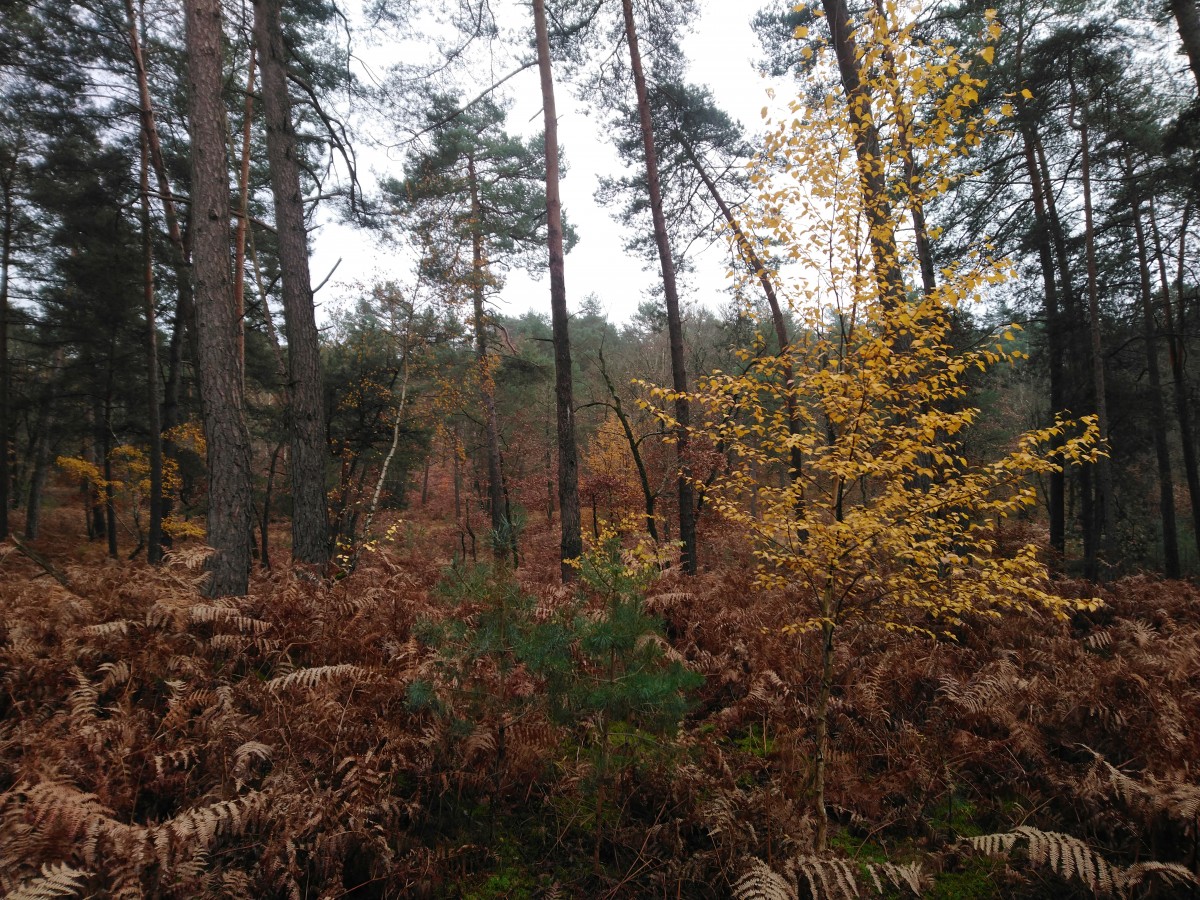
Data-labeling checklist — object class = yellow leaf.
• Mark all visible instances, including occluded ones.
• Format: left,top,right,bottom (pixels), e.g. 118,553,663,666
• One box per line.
1021,88,1033,99
794,25,809,38
979,46,995,64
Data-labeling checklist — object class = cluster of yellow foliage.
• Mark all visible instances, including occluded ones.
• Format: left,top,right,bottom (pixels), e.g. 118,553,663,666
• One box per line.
655,1,1102,638
56,422,207,544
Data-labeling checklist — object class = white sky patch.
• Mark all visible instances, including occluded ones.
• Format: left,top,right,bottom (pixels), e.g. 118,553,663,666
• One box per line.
309,1,795,327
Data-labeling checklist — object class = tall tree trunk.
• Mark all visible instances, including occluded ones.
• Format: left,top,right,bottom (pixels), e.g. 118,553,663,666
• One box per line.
253,0,329,565
24,350,58,540
1127,162,1179,576
1169,0,1200,92
469,155,508,562
1036,135,1093,563
99,390,118,559
185,0,254,596
140,128,164,563
0,157,11,540
233,46,256,387
1070,64,1114,578
819,0,904,305
124,0,195,540
1021,123,1066,556
621,0,697,574
1149,198,1200,551
533,0,582,582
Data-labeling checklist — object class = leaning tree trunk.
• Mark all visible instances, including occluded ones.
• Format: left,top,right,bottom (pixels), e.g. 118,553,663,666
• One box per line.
621,0,697,574
684,144,805,498
532,0,582,582
185,0,254,597
1020,122,1066,556
253,0,330,565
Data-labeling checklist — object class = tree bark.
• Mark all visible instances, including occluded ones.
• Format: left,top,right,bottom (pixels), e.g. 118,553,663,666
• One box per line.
233,46,256,388
469,154,508,562
1021,123,1066,556
185,0,254,596
533,0,582,582
1149,198,1200,555
1127,166,1180,577
1070,63,1114,579
124,0,195,540
621,0,697,574
253,0,330,565
819,0,904,305
24,352,58,540
0,151,12,540
1170,0,1200,92
140,127,164,563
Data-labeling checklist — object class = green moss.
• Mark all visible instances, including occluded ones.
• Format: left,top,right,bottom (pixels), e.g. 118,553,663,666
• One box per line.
828,829,890,865
927,856,1004,900
462,869,535,900
734,723,775,758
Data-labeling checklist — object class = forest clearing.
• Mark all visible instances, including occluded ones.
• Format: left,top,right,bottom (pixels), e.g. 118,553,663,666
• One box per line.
2,0,1200,895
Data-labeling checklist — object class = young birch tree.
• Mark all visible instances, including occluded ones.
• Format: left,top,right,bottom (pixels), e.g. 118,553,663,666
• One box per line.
655,3,1102,850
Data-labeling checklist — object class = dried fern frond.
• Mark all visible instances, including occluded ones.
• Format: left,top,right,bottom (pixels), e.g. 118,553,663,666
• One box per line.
6,862,90,900
967,827,1115,893
1116,861,1199,893
188,605,270,635
81,619,137,639
266,664,369,691
732,858,793,900
732,854,923,899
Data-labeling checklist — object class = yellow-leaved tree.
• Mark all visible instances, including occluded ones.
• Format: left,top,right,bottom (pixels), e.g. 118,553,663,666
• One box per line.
649,2,1102,850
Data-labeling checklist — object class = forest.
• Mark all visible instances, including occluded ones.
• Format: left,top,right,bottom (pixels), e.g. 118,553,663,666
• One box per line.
1,0,1199,895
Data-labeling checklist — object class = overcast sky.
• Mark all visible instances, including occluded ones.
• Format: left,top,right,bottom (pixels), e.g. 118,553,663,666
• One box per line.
309,2,789,326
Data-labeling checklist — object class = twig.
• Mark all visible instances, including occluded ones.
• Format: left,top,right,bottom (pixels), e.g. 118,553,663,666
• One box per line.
9,535,78,593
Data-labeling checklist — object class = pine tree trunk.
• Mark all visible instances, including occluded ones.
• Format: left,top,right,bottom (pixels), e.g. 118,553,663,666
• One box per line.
24,352,58,540
233,47,256,387
0,153,13,539
820,0,903,305
1170,0,1200,92
1128,164,1180,577
533,0,582,582
469,155,508,561
125,0,194,546
1036,136,1091,566
1021,124,1066,556
1070,67,1114,577
185,0,254,596
1150,199,1200,552
253,0,329,565
140,128,164,564
621,0,696,574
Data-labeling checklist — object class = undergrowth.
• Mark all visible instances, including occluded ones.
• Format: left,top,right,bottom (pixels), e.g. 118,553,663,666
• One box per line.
1,509,1198,897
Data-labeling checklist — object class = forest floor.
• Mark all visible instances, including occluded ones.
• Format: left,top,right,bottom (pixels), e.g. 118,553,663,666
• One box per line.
2,498,1199,898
